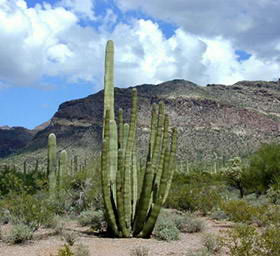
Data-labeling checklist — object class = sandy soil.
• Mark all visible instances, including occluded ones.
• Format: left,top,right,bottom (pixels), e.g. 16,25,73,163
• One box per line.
0,217,232,256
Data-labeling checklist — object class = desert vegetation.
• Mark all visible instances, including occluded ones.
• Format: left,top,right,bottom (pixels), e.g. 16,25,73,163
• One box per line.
0,40,280,256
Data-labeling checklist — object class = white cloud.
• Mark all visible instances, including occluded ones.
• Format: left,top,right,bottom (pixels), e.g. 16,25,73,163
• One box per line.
57,0,96,20
115,0,280,61
0,0,77,87
0,0,279,90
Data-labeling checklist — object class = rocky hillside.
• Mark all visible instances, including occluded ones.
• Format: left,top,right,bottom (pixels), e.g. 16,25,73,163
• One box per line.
0,126,35,158
1,79,280,164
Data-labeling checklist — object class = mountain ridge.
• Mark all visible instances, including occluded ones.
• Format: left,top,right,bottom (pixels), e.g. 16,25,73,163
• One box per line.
1,79,280,164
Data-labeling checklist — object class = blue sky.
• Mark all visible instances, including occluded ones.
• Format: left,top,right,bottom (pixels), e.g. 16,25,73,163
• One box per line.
0,0,279,129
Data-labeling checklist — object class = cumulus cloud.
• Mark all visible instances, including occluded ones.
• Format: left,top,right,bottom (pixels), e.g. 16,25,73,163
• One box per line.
0,0,78,86
0,0,279,90
57,0,96,20
115,0,280,61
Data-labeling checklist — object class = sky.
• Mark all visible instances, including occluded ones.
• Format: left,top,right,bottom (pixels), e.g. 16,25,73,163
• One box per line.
0,0,280,129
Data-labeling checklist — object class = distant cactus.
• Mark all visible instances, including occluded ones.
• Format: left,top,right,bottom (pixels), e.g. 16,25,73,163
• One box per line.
223,157,244,198
47,133,57,198
59,150,68,181
100,40,178,238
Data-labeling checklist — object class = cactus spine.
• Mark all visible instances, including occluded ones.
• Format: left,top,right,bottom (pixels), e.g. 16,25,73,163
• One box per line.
101,40,178,238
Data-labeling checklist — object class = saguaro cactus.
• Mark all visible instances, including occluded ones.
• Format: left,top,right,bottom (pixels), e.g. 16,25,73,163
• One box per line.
100,40,178,238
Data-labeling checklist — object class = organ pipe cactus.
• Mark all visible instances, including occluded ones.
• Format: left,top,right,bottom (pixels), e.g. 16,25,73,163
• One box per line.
47,133,57,197
59,150,68,181
101,40,178,238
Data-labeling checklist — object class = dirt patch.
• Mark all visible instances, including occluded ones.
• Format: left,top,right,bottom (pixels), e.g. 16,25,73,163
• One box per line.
0,217,231,256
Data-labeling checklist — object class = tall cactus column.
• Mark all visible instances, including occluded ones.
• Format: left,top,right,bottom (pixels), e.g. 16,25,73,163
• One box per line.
48,133,57,198
100,40,178,238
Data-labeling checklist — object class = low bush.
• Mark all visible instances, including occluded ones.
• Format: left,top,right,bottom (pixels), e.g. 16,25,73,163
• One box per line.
61,231,78,246
266,185,280,205
210,210,228,221
154,212,180,241
165,171,223,214
221,199,265,224
174,215,204,233
202,233,222,254
0,165,46,197
221,223,280,256
54,244,75,256
3,224,33,244
78,209,105,231
0,192,54,231
45,215,66,234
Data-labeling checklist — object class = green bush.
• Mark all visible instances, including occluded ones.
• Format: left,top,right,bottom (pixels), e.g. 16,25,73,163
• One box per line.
246,143,280,194
221,223,280,256
202,233,222,254
4,224,33,244
0,192,54,231
61,231,78,246
210,210,228,220
166,183,223,214
165,170,224,214
154,212,180,241
55,245,75,256
221,199,265,224
0,165,46,197
267,185,280,205
78,209,105,231
174,215,204,233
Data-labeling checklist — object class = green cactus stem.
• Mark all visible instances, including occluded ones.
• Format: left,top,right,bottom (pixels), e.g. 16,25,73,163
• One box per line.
48,133,57,197
100,40,178,238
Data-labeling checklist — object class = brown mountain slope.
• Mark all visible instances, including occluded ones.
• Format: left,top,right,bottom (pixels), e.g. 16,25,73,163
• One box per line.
1,79,280,164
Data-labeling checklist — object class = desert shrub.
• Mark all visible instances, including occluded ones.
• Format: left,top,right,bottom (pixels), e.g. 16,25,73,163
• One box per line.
154,225,179,241
258,225,280,255
1,192,54,231
210,210,228,220
174,215,204,233
257,205,280,226
266,185,280,205
55,244,75,256
246,143,280,194
78,209,105,230
221,223,280,256
50,164,102,215
45,215,66,234
202,233,222,254
0,208,11,224
61,231,78,246
154,212,180,241
0,165,46,197
3,224,33,244
221,199,265,224
221,224,257,256
166,183,223,214
130,246,149,256
73,243,90,256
